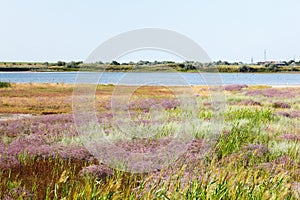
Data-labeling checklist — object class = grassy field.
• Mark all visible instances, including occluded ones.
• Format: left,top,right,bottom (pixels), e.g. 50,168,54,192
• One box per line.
0,83,299,199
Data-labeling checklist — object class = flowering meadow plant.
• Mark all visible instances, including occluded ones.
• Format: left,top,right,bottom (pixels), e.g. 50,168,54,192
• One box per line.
0,84,299,199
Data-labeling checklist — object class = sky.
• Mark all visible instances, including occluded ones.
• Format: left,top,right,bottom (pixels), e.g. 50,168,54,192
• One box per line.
1,0,300,63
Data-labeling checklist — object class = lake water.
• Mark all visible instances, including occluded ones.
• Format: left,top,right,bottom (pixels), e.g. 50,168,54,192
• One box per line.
0,72,300,86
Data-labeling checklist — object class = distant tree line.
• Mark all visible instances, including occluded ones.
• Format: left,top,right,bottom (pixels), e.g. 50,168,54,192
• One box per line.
1,60,300,72
46,61,83,68
82,59,300,72
93,59,300,66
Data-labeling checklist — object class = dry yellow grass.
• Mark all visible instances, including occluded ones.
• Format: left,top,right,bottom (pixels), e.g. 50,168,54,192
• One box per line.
0,83,212,114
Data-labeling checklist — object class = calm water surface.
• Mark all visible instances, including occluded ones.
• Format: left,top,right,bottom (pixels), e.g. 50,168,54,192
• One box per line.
0,72,299,86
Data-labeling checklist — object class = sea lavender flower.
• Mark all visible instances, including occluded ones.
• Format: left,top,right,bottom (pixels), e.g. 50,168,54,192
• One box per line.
0,155,20,169
0,140,7,154
7,137,46,155
274,155,296,166
276,111,291,118
224,84,248,91
243,144,269,156
292,182,300,199
55,145,92,160
279,134,300,141
79,164,114,180
246,88,297,98
127,98,178,113
2,187,33,200
115,138,171,153
290,111,300,118
277,111,300,118
273,102,291,109
240,99,262,106
160,99,180,110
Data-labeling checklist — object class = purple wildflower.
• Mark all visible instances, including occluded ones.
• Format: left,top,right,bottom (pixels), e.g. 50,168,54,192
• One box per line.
224,84,248,91
7,137,46,155
0,155,20,169
246,88,297,98
2,186,33,200
279,134,300,141
240,99,262,106
243,144,269,156
276,111,300,118
79,164,114,180
273,102,291,109
276,111,291,118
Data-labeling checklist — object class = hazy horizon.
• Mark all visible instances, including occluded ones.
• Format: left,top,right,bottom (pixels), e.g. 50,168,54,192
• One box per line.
1,0,299,63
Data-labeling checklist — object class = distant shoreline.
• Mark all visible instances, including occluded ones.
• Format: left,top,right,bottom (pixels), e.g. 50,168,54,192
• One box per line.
1,61,300,73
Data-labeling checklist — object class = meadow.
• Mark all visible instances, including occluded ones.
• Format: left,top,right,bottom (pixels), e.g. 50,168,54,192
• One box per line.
0,83,299,199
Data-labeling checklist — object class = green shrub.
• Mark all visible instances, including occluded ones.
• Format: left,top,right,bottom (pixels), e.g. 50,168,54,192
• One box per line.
0,81,11,88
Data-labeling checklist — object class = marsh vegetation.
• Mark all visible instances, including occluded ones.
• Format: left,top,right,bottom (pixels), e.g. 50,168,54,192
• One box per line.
0,84,299,199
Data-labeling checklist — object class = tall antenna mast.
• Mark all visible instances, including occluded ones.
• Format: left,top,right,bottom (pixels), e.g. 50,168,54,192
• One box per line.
264,49,267,61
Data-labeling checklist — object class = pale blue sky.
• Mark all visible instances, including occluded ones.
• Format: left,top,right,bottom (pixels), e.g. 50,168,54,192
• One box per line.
1,0,299,63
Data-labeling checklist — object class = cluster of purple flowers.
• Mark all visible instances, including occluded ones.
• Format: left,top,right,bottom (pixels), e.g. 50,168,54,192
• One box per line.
129,98,180,112
0,114,75,138
224,84,248,91
257,155,298,171
243,143,269,156
0,114,95,169
239,99,262,106
279,134,300,141
2,186,33,200
273,102,291,109
276,110,300,118
79,164,114,180
246,88,297,98
0,155,20,170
